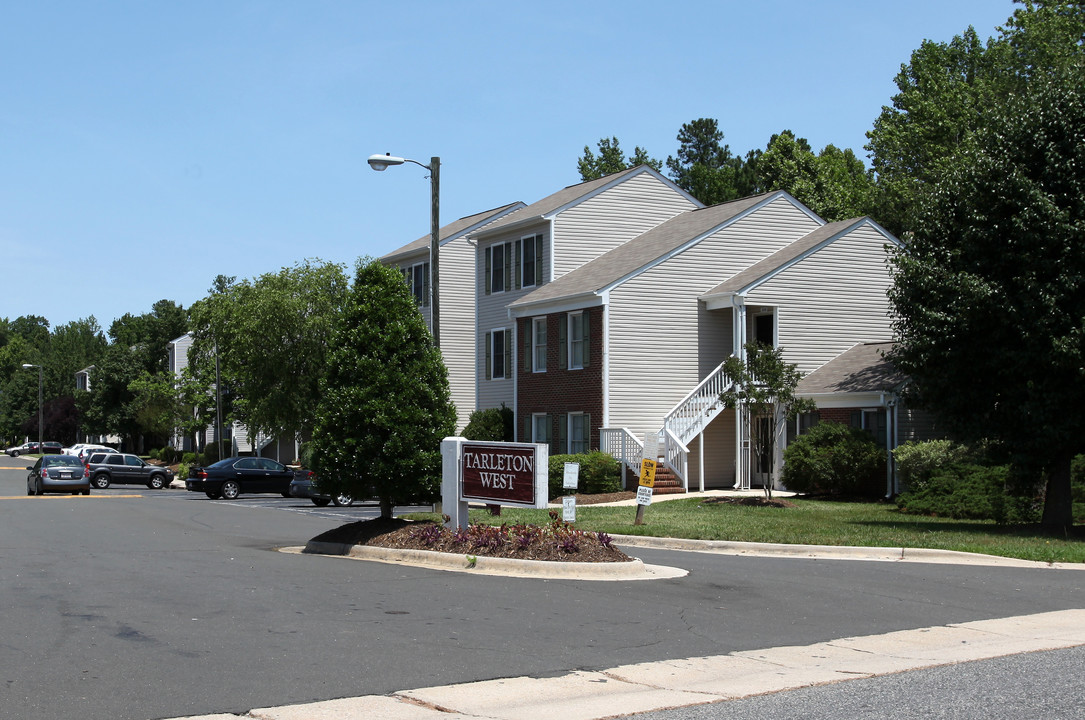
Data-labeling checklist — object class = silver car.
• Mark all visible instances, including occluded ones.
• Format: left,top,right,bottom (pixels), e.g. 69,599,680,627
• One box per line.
27,455,91,495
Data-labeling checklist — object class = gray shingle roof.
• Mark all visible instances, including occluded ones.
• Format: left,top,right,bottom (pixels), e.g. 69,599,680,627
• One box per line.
796,342,907,395
701,217,867,298
380,202,523,262
507,192,780,311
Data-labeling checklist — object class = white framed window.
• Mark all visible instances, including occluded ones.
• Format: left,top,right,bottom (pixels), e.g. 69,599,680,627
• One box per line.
531,413,551,445
532,317,547,372
569,412,589,454
402,262,430,307
485,329,510,380
486,242,512,295
569,311,586,369
519,233,542,289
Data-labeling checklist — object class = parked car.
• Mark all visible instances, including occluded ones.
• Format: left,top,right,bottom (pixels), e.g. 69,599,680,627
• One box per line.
84,452,174,489
289,471,354,507
41,441,63,454
185,456,303,499
77,445,116,462
27,454,90,495
6,442,39,457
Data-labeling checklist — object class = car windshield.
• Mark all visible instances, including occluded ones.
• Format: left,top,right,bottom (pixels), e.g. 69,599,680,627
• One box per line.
46,456,83,467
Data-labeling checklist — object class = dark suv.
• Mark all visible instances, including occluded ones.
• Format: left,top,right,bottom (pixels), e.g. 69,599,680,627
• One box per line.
85,452,174,489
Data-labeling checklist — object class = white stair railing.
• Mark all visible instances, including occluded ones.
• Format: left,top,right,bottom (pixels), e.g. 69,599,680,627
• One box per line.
599,427,643,480
659,360,736,488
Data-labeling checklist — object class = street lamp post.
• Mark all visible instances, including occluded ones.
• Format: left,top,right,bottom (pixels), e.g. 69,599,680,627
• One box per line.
21,363,43,452
367,153,441,349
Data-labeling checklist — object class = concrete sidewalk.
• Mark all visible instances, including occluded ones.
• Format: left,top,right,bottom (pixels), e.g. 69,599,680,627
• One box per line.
166,609,1085,720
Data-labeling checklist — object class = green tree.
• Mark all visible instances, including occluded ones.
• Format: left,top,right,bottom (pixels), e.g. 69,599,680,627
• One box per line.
866,2,1085,236
665,118,754,205
756,131,875,221
577,137,662,181
186,261,348,443
887,62,1085,532
311,259,456,518
720,342,816,498
80,343,144,445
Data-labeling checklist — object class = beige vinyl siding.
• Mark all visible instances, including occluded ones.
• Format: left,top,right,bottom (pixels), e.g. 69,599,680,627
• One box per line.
743,224,895,374
170,334,193,376
438,239,479,433
553,172,697,279
606,197,821,450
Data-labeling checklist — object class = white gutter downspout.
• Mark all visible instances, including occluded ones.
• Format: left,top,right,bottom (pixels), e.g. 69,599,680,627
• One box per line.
733,295,748,490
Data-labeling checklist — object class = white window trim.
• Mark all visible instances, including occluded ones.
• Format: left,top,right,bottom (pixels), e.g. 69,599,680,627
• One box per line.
532,317,547,373
520,233,538,289
490,327,508,380
568,311,585,370
568,412,588,454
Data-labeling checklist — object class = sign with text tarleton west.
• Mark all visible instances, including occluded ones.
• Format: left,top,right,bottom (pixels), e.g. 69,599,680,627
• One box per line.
460,442,546,507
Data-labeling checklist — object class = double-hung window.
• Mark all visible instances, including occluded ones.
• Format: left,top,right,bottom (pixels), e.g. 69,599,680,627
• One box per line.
402,262,430,307
485,329,510,380
569,413,589,454
486,235,544,294
532,317,546,372
559,311,590,370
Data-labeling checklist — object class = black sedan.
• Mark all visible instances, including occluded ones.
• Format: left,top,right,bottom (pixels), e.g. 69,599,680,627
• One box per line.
185,456,301,500
27,455,90,495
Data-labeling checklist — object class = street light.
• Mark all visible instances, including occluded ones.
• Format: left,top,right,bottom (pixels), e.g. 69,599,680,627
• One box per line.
21,363,43,453
367,153,441,348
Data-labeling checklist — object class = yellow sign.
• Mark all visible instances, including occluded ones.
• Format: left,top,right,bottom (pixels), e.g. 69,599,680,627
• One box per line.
638,459,657,487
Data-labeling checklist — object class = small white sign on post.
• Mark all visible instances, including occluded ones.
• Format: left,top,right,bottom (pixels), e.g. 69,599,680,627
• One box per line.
562,462,580,490
562,495,576,522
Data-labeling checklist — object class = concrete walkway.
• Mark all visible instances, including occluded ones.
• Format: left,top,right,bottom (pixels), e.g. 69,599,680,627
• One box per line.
166,609,1085,720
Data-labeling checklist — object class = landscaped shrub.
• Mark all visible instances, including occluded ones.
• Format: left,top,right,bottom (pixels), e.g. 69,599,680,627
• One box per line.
895,463,1041,524
892,439,969,490
547,451,621,499
462,405,514,442
181,452,199,466
158,446,179,464
147,448,160,461
781,422,886,496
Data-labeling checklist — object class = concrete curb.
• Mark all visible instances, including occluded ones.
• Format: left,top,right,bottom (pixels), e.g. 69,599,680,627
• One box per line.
284,542,688,581
609,534,1085,569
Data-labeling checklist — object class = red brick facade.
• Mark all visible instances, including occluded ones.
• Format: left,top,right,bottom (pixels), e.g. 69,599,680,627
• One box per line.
517,308,604,452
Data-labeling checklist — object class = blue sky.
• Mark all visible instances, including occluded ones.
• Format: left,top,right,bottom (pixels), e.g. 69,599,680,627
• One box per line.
1,0,1019,331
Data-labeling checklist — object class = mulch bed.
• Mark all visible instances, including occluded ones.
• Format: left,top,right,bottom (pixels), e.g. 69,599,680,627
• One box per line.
702,496,796,508
310,516,633,563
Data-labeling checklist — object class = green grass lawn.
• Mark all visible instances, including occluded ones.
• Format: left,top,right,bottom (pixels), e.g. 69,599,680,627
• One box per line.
451,497,1085,564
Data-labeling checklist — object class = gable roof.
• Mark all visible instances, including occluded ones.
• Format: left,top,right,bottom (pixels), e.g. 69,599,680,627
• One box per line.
506,191,799,314
796,342,907,396
701,216,900,302
471,165,700,240
380,202,524,262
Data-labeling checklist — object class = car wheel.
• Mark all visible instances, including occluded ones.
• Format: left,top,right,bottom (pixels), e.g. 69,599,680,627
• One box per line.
11,450,19,457
92,474,110,489
220,480,241,500
205,491,221,500
311,497,331,507
147,475,165,490
332,493,354,507
35,482,43,496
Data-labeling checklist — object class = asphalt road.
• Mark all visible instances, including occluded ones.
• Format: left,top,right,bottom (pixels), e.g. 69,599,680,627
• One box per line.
1,455,1082,720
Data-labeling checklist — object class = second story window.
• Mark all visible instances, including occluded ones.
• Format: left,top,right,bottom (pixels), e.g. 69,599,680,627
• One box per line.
519,234,543,288
403,262,430,307
485,329,510,380
486,242,512,294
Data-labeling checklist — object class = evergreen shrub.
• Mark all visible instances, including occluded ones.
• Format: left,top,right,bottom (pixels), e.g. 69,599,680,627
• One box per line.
781,422,886,496
547,451,621,499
